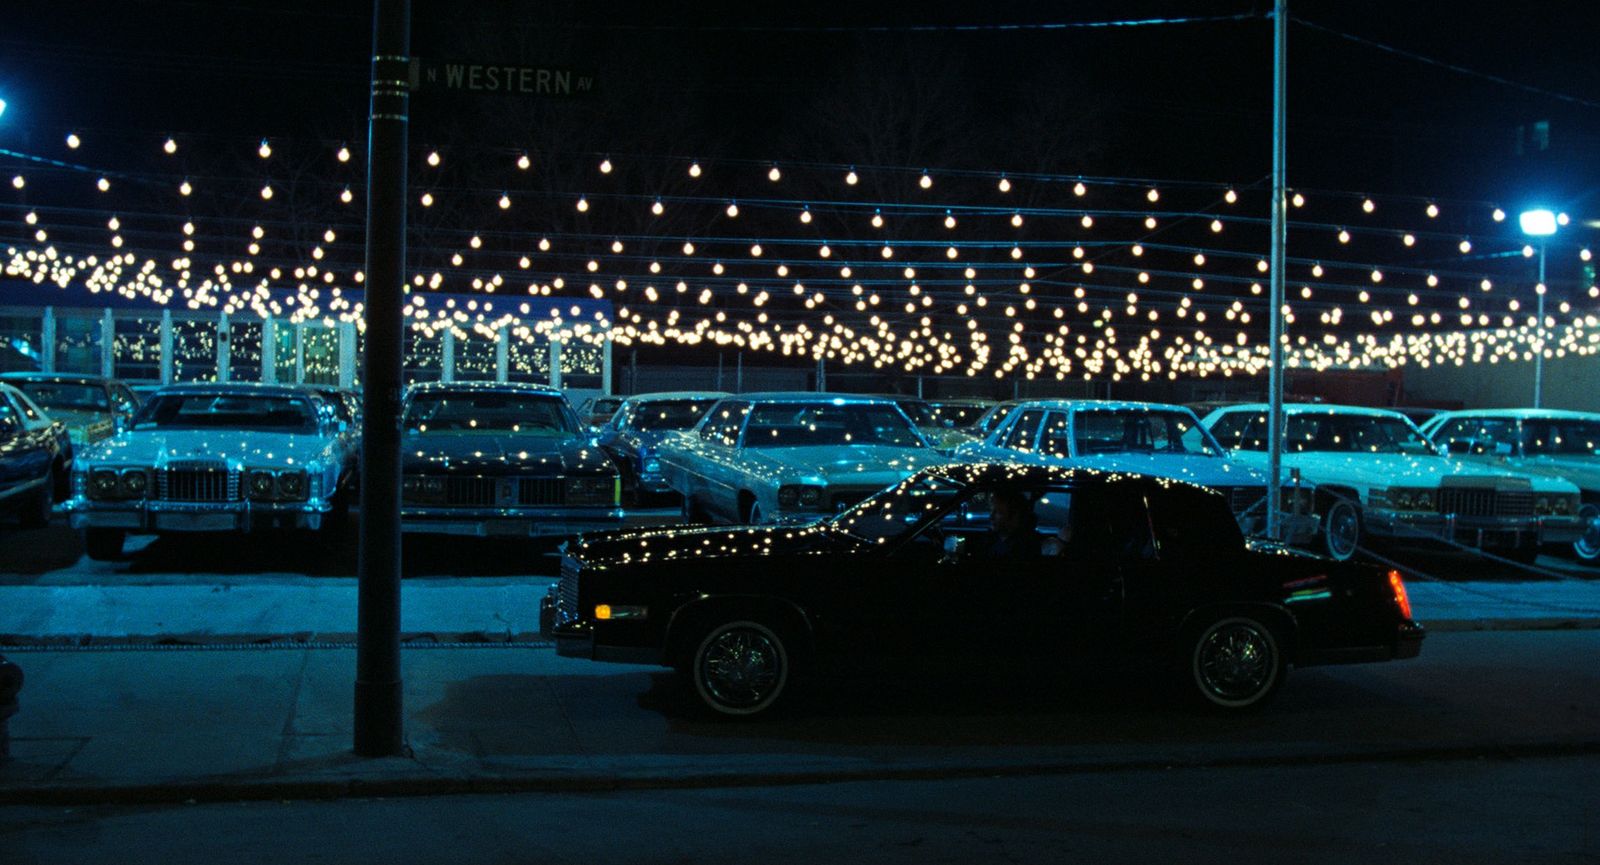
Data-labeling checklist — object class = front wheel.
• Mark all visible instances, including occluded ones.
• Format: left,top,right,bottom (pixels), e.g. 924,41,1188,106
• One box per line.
1571,503,1600,563
689,619,794,718
84,528,126,561
1321,499,1361,562
1181,615,1287,711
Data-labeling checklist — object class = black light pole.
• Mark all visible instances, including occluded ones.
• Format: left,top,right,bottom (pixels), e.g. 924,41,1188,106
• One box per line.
354,0,410,757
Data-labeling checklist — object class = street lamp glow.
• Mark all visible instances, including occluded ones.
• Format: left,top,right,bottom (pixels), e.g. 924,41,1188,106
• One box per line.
0,98,8,119
1519,209,1557,237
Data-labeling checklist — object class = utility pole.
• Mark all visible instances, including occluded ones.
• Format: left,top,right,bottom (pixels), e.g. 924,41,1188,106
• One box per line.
1265,0,1289,541
1534,242,1546,408
354,0,409,758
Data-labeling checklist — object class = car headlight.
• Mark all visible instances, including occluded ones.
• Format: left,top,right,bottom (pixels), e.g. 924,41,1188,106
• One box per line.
1554,496,1574,515
120,469,148,497
1395,491,1414,509
778,485,826,510
248,470,276,501
90,469,120,499
276,470,306,500
1414,491,1433,511
1535,496,1551,515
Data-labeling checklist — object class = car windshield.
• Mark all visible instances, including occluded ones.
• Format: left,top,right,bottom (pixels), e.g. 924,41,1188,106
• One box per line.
133,393,317,433
404,392,576,436
974,403,1017,436
930,402,989,428
1522,419,1600,456
831,474,966,544
742,402,926,448
14,382,109,412
1285,412,1437,455
896,400,938,425
631,399,715,431
1073,409,1220,456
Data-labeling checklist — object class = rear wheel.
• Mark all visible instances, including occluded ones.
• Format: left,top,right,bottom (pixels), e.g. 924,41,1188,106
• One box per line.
1180,614,1287,711
689,619,795,718
85,528,126,561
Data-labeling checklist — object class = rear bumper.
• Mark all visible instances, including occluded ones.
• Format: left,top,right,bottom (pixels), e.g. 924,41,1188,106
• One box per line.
1300,620,1425,665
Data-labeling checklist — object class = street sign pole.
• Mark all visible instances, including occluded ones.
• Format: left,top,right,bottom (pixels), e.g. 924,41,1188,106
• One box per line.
354,0,409,758
1266,0,1288,541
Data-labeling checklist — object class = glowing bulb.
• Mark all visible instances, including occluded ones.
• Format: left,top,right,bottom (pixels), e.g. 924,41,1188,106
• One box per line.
599,159,613,173
945,214,957,229
1362,198,1375,213
1011,213,1024,228
845,169,858,185
688,162,702,177
1146,188,1159,202
1073,182,1087,197
1081,215,1094,229
420,192,433,207
1426,203,1440,218
164,138,178,155
919,173,933,189
576,197,589,212
1492,207,1505,222
10,176,21,189
179,180,192,196
1292,193,1305,207
1338,229,1351,244
498,194,511,209
427,151,440,167
1459,239,1472,254
800,208,812,224
517,153,531,170
871,212,884,228
1210,219,1223,233
651,200,664,215
768,165,781,181
1402,233,1415,246
97,177,111,192
1224,189,1237,204
336,145,350,162
726,203,739,217
998,176,1011,192
259,184,273,199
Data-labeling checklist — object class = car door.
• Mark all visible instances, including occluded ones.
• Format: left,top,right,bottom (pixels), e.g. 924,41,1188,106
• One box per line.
697,400,749,521
1023,483,1142,662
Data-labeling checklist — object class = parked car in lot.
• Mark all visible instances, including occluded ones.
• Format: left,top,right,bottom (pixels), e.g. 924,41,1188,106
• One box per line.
577,395,624,431
924,398,997,431
1419,408,1600,562
882,395,977,450
596,391,726,503
968,399,1024,439
0,381,74,528
658,392,939,525
0,373,140,448
954,399,1317,543
399,382,623,538
544,463,1425,718
1201,403,1584,563
67,383,354,560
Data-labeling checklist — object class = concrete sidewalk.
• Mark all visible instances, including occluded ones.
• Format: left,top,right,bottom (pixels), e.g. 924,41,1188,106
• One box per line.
3,576,1600,647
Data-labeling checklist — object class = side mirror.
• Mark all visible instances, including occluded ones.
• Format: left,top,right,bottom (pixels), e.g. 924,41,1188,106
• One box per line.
941,534,966,563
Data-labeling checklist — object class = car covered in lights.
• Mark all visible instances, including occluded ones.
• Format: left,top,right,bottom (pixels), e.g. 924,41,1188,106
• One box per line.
657,392,940,525
1419,408,1600,562
399,382,622,538
0,381,74,529
954,399,1318,543
543,463,1425,718
1202,403,1584,563
596,391,727,502
0,373,140,448
67,383,354,560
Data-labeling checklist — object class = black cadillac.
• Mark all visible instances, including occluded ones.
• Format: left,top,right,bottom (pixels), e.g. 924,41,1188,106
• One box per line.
400,382,623,538
544,463,1424,717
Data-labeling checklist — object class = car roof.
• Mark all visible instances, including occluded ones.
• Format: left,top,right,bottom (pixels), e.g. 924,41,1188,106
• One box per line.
1429,408,1600,422
1212,402,1410,419
716,391,904,405
1004,399,1199,414
621,391,730,403
150,382,320,399
405,381,563,396
0,373,115,387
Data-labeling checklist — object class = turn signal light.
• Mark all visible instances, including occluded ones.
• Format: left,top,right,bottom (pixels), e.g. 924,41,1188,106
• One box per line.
1388,569,1413,620
595,604,612,620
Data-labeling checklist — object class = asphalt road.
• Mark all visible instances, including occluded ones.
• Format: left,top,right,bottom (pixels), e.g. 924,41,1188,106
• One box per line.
0,514,1595,585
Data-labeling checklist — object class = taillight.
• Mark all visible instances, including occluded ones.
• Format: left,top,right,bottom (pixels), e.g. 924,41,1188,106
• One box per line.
1388,569,1413,620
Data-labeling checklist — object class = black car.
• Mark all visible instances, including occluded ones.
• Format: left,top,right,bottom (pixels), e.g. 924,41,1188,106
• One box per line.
400,381,623,538
0,382,74,528
545,463,1424,717
595,391,727,503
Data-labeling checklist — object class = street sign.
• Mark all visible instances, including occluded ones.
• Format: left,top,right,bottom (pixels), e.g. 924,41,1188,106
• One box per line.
409,58,595,98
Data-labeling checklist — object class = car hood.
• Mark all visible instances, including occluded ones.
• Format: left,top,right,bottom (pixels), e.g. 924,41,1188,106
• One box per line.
742,445,938,487
81,430,330,468
1232,451,1578,492
568,522,841,571
1497,456,1600,493
402,432,613,475
45,409,115,441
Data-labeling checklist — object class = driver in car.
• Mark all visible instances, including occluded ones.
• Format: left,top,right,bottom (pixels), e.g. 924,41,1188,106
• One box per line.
982,489,1041,561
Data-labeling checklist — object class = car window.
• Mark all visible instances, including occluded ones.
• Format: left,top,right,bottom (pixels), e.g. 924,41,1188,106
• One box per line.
1145,482,1243,556
1432,417,1516,456
896,400,938,426
1003,409,1046,451
1040,412,1072,457
135,392,319,433
1044,484,1157,562
15,381,110,413
633,399,718,431
1206,410,1252,449
975,403,1016,437
9,391,44,423
403,391,576,435
700,400,750,446
1074,409,1220,456
112,385,139,414
1281,412,1437,454
1522,419,1600,456
742,402,925,448
0,396,19,434
832,474,967,545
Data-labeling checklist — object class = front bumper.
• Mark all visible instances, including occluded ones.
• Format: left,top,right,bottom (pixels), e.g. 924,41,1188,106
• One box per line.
401,506,624,537
68,499,329,532
1363,508,1584,548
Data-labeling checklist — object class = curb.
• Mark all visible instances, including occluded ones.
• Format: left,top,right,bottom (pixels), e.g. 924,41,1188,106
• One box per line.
0,632,552,650
1420,618,1600,632
4,740,1599,807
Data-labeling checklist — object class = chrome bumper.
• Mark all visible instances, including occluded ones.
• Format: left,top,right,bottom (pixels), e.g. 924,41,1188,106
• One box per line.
1364,509,1584,547
401,506,624,537
67,499,329,532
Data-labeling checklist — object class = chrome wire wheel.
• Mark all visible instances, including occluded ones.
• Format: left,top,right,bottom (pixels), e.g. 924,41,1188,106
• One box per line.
693,620,789,717
1191,617,1282,709
1573,504,1600,562
1322,500,1361,562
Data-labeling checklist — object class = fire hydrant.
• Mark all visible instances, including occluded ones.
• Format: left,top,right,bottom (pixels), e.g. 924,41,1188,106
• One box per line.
0,654,22,760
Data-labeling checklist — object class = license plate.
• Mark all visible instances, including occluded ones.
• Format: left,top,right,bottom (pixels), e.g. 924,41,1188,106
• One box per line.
155,513,237,532
485,520,532,537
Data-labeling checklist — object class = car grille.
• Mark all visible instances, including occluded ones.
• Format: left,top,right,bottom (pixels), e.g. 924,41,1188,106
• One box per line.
555,554,580,626
518,478,565,506
1438,487,1533,518
446,477,497,507
158,462,238,503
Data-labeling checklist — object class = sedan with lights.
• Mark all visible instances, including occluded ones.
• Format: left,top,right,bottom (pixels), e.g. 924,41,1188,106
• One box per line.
544,463,1425,718
657,392,939,525
67,383,353,560
1420,408,1600,562
954,399,1317,543
596,391,726,503
399,382,622,538
1203,403,1584,563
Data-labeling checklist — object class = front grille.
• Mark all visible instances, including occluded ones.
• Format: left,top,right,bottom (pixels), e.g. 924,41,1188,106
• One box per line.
556,555,580,626
446,476,497,507
1437,487,1526,518
159,462,237,503
518,478,565,506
